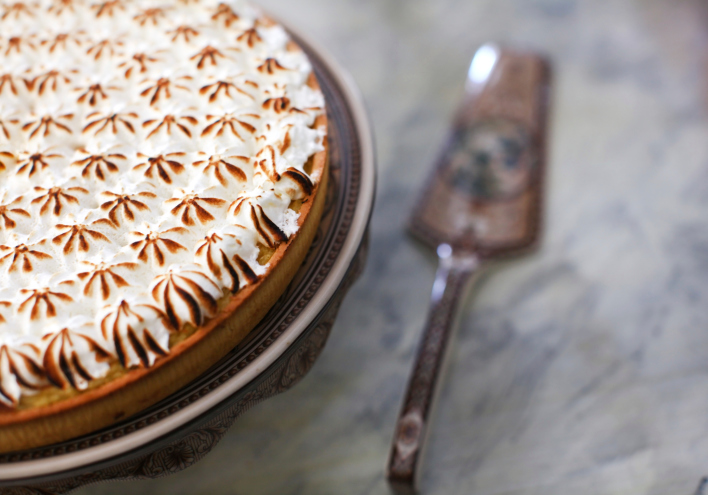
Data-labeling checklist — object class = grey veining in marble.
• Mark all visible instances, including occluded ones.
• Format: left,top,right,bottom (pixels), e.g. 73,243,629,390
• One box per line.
77,0,708,494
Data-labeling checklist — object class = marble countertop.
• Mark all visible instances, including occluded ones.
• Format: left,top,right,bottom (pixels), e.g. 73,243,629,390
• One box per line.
78,0,708,494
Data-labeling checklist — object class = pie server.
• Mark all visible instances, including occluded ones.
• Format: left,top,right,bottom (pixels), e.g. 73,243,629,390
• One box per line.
386,44,552,494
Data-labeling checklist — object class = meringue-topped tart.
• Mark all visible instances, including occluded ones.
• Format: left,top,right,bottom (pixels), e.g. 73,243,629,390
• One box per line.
0,0,327,452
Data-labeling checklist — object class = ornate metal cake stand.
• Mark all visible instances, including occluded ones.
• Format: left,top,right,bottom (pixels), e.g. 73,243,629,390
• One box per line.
0,26,375,495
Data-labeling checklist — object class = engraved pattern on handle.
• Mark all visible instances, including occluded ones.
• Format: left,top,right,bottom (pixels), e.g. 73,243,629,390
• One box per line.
387,247,479,494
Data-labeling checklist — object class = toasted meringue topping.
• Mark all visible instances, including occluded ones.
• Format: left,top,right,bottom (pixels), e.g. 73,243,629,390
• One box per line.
0,0,325,407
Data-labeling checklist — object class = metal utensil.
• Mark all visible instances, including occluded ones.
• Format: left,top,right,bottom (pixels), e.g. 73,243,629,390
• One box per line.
386,44,552,494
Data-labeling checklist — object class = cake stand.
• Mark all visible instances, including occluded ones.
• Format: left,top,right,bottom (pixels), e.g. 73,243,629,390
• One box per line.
0,25,375,495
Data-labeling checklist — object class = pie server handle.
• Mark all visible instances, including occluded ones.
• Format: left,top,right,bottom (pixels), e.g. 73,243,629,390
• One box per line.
386,244,480,494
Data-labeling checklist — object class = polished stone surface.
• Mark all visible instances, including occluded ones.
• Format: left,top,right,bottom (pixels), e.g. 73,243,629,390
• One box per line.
78,0,708,494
